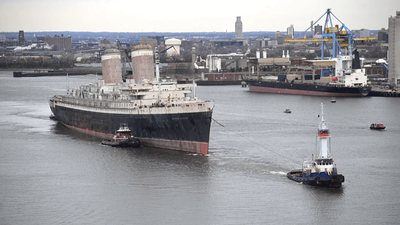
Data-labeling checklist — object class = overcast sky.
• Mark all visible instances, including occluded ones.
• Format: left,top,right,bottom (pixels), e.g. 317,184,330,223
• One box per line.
0,0,399,33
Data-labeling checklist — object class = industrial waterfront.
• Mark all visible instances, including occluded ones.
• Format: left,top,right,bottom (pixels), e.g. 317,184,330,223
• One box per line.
1,5,400,225
3,10,400,98
1,71,400,224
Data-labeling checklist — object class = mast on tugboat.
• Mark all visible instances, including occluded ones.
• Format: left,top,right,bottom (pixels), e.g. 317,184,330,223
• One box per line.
317,102,332,161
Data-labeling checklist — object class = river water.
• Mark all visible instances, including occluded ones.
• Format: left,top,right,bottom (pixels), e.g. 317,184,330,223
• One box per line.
1,71,400,224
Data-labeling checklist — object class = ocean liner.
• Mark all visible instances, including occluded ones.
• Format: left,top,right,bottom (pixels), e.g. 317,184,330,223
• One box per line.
50,46,214,154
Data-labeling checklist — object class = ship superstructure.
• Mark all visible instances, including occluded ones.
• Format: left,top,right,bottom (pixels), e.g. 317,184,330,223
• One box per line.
50,46,214,154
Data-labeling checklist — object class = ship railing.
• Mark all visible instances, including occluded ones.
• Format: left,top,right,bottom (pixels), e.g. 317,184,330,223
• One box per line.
329,82,345,86
57,95,209,111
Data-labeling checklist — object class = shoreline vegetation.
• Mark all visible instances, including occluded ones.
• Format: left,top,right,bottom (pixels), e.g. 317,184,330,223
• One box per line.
0,55,75,69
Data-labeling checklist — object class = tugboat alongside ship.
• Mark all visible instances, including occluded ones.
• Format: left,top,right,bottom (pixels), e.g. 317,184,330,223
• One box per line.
287,103,345,188
49,46,214,154
101,123,141,147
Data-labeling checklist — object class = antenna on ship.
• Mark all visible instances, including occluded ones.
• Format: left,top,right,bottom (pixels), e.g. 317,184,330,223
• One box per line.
154,46,161,103
154,47,160,82
66,72,69,94
192,80,196,99
320,101,324,125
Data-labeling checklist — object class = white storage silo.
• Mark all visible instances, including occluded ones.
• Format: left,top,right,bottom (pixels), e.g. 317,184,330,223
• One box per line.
165,38,181,56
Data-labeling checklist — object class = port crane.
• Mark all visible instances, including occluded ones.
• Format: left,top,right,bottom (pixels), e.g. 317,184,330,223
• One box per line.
285,9,353,59
285,9,372,77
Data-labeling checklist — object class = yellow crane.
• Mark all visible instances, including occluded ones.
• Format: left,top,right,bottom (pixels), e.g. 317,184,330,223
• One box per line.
285,37,346,43
285,36,348,47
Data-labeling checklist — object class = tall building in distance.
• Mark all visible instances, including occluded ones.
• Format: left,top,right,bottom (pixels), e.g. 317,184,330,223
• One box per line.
44,35,72,51
378,28,388,42
275,31,281,39
388,11,400,87
353,29,371,38
18,30,25,46
235,16,243,39
314,24,323,36
310,21,314,37
287,25,294,38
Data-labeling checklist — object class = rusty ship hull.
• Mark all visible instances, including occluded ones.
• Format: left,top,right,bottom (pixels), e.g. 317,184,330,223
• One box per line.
50,96,213,154
246,80,371,97
49,47,214,154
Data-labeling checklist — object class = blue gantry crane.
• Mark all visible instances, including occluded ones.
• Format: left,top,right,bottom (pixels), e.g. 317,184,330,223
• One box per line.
286,9,352,59
285,9,355,77
318,9,352,59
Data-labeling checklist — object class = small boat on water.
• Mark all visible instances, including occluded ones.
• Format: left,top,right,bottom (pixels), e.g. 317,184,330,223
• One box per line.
370,123,386,130
102,123,141,147
284,109,291,113
287,103,344,188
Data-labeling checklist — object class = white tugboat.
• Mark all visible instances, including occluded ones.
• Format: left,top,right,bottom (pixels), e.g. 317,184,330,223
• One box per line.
287,102,345,188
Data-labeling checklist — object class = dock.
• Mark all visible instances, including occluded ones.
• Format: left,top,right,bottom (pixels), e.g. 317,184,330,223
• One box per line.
369,88,400,97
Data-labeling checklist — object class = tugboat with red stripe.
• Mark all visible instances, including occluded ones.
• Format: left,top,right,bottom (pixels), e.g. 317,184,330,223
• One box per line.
287,103,345,188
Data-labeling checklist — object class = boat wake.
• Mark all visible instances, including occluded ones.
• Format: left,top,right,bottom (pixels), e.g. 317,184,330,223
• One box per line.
269,171,287,175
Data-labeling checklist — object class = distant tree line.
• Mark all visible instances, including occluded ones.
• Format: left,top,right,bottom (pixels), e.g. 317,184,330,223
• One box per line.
0,54,75,69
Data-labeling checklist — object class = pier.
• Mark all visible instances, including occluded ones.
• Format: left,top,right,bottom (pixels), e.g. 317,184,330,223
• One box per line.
369,87,400,97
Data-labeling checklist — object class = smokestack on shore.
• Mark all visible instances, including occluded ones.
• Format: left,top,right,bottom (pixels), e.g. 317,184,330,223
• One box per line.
131,45,154,84
101,49,122,85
